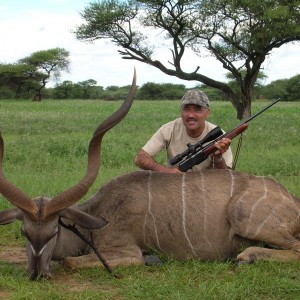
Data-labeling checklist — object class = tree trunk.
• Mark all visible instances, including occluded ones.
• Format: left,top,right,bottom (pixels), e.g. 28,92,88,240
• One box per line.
32,94,41,102
238,99,251,120
221,90,251,120
229,84,253,120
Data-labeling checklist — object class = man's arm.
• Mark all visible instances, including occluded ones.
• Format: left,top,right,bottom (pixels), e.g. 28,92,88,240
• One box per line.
134,149,181,174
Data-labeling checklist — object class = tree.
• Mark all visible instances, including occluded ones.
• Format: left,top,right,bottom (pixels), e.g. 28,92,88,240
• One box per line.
19,48,70,101
138,82,164,100
138,82,185,99
261,74,300,101
78,79,97,99
52,79,104,99
286,74,300,101
225,71,267,100
75,0,300,119
103,84,133,100
53,80,74,99
0,63,38,99
261,79,289,100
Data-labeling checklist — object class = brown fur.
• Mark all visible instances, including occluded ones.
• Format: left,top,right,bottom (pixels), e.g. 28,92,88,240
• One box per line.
64,169,300,268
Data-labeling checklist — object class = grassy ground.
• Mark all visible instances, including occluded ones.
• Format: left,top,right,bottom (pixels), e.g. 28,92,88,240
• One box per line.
0,99,299,299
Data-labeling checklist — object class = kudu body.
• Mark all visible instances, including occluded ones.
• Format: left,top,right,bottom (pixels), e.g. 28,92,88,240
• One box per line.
63,169,300,270
1,69,300,279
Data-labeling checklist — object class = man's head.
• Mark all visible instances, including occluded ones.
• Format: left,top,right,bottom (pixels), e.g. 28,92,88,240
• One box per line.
180,89,210,138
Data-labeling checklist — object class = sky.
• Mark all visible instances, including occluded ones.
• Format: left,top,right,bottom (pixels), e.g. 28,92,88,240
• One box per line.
1,0,300,89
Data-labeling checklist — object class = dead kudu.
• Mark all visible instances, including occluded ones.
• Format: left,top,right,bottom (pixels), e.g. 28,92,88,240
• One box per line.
1,77,300,280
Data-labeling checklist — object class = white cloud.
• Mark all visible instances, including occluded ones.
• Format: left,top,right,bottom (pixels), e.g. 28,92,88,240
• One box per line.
0,2,299,88
263,43,300,83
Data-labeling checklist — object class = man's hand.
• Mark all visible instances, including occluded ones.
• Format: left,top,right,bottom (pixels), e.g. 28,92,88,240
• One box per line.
212,138,231,158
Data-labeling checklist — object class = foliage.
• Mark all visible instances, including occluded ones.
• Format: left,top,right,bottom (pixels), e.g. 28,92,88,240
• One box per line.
286,74,300,101
18,48,70,101
74,0,300,119
0,48,70,101
2,72,300,102
137,82,186,100
261,78,290,100
261,74,300,101
225,71,268,100
51,80,75,99
0,63,38,99
46,74,300,102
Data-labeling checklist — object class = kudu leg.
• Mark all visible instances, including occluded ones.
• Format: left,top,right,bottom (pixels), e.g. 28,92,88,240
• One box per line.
235,227,300,263
237,246,300,263
63,245,144,269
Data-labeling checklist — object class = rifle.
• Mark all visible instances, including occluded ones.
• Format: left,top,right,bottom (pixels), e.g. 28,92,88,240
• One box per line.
171,99,280,172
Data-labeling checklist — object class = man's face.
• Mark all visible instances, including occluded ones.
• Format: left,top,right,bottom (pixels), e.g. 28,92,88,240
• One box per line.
181,104,210,136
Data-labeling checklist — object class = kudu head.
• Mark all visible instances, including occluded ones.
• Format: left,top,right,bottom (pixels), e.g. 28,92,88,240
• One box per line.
0,69,137,280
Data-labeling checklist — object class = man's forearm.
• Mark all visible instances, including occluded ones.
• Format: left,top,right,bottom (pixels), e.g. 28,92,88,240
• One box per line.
134,150,181,173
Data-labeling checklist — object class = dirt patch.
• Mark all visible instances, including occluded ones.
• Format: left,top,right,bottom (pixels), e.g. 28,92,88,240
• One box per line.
52,276,113,292
0,245,27,265
0,290,12,299
0,245,119,296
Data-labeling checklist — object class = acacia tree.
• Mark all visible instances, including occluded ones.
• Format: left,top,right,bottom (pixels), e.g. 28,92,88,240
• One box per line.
78,79,97,99
75,0,300,119
19,48,70,101
53,80,74,99
0,63,37,99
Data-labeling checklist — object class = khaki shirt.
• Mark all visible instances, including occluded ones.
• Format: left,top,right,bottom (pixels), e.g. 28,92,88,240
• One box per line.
142,118,233,171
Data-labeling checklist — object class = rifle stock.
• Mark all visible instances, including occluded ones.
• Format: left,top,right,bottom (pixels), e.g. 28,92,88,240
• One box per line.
202,123,248,157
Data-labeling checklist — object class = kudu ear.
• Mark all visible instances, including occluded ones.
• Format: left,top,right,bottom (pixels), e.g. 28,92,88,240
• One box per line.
0,207,24,225
59,207,108,229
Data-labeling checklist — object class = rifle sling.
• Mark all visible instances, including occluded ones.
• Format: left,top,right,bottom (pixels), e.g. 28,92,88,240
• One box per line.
58,218,120,278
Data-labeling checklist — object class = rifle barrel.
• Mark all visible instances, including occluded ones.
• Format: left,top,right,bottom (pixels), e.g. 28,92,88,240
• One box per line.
244,99,280,123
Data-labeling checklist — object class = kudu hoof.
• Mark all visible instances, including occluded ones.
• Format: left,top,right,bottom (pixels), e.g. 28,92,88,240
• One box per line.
144,255,163,266
237,253,257,265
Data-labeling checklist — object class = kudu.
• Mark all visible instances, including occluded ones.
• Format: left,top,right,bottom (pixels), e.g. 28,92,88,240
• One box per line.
1,71,300,280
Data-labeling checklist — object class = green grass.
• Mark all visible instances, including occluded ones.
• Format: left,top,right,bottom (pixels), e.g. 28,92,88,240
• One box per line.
0,99,299,299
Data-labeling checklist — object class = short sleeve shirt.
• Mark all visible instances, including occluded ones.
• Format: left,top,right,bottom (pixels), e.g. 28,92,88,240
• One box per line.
142,118,233,171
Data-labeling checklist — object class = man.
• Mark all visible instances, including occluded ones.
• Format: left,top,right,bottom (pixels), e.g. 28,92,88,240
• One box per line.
134,89,232,173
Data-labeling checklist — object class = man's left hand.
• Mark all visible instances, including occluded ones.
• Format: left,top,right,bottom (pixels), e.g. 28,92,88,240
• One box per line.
213,138,231,157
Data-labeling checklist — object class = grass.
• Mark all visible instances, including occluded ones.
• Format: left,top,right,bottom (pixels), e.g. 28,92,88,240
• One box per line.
0,99,299,299
0,258,300,299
